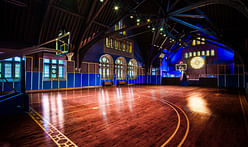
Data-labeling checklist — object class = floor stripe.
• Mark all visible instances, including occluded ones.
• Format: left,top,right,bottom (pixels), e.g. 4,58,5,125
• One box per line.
162,99,190,147
28,107,78,147
160,99,181,147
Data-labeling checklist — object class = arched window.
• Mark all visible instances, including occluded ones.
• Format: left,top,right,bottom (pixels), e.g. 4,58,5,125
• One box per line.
115,57,127,80
128,59,137,79
99,54,113,80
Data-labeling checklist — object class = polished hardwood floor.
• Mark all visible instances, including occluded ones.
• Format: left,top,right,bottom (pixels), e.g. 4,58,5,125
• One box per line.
0,86,248,147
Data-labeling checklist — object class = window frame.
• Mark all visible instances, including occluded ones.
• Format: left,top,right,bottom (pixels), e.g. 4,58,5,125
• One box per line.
0,57,21,79
43,59,66,80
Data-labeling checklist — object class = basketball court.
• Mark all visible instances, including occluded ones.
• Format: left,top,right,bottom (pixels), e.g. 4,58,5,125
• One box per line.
1,1,248,146
1,86,247,146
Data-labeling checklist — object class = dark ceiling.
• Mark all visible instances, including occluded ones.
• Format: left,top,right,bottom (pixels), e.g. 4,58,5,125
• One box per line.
0,0,248,68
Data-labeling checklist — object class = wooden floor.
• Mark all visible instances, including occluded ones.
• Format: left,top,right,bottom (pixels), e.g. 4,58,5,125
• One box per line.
0,86,248,147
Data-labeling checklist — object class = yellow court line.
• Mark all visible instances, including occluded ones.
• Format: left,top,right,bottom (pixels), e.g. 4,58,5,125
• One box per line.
28,107,78,147
160,99,181,147
162,99,190,147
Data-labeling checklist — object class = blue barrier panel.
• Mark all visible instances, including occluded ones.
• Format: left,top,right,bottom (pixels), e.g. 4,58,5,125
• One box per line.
82,74,88,87
43,81,51,89
39,73,42,90
59,80,66,88
75,73,81,87
226,75,238,88
67,73,75,88
113,75,117,85
26,72,31,90
89,74,96,86
157,76,161,84
32,72,39,90
96,74,101,86
238,75,244,88
52,80,59,89
151,75,156,84
218,75,225,88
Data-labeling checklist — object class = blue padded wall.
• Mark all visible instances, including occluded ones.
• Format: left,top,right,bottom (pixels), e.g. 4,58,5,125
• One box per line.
82,74,89,86
52,81,59,89
59,81,66,88
32,72,39,90
89,74,95,86
26,72,31,90
67,73,75,88
75,73,81,87
43,81,51,89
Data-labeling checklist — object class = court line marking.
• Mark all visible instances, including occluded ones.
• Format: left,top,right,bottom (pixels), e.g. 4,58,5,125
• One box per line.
161,99,190,147
28,107,78,147
140,94,182,146
239,93,248,135
159,99,181,147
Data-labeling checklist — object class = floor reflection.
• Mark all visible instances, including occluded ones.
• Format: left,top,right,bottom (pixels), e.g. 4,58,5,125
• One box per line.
127,87,134,112
187,95,211,114
98,89,109,121
41,93,65,132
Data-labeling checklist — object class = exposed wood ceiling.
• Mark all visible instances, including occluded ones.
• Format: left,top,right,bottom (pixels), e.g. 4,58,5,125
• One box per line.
0,0,248,68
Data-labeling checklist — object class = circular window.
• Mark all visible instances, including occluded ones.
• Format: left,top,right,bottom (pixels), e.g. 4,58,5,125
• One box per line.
190,57,205,69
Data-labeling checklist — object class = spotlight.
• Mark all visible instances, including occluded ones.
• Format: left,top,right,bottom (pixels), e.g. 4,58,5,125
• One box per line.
114,5,119,11
137,22,140,26
163,34,166,37
130,15,134,19
147,25,151,28
160,27,163,31
99,0,104,2
146,18,151,23
152,27,155,31
137,18,141,23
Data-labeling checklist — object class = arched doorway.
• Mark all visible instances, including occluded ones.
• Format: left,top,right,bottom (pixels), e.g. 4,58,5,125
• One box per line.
115,57,127,80
128,59,137,79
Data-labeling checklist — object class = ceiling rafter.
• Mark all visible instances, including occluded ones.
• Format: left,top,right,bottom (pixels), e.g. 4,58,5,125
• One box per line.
169,0,248,18
78,0,149,65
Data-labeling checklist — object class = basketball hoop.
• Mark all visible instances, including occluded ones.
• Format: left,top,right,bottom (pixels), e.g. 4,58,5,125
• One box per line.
66,52,74,61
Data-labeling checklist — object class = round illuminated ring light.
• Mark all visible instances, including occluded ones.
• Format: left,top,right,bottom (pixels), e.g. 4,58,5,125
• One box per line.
190,57,205,69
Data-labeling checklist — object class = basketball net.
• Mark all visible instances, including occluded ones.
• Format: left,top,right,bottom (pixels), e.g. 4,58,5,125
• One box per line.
66,52,74,61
